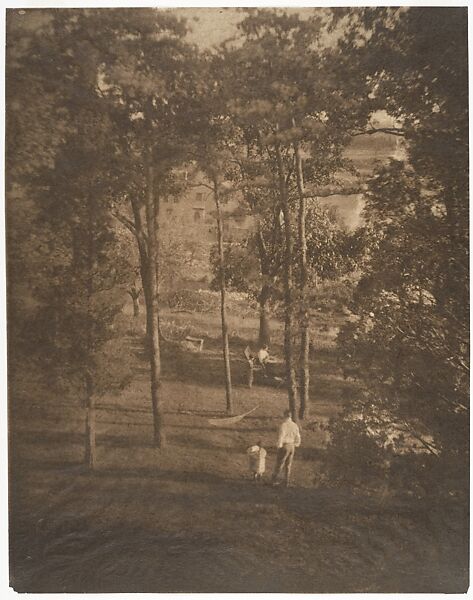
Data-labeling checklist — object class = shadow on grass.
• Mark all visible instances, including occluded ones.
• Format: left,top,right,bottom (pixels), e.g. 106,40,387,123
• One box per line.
11,457,86,475
12,429,157,450
96,403,150,415
169,432,244,452
94,466,244,487
134,336,287,390
131,329,347,400
169,422,275,434
12,430,85,446
10,512,309,594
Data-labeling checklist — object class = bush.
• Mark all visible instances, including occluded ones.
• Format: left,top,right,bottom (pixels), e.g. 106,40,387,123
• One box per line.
316,414,393,492
92,336,135,395
317,404,468,501
165,289,220,313
310,278,355,313
164,288,257,318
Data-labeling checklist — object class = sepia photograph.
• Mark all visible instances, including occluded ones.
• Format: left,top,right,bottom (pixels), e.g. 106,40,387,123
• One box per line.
6,5,469,594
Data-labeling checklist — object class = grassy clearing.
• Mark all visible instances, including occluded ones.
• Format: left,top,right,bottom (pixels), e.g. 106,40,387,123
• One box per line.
9,308,468,593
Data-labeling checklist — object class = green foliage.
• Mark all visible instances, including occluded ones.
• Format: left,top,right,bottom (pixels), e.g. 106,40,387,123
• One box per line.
317,411,392,491
159,233,205,293
7,7,467,493
310,278,355,313
164,288,255,317
301,203,364,281
325,7,468,497
210,203,364,307
209,241,261,297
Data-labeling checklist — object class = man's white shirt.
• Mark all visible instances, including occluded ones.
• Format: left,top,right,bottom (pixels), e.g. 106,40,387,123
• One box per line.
277,418,301,448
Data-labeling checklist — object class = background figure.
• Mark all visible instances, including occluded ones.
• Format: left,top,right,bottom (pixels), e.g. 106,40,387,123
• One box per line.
247,440,267,480
257,345,270,375
272,410,301,486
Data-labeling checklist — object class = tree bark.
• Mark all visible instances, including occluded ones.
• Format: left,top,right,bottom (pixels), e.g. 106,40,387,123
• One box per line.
142,272,153,340
84,195,97,469
258,283,271,347
294,138,310,420
254,222,272,347
128,286,141,317
145,163,165,448
275,143,298,420
132,294,140,317
213,177,233,415
84,371,96,470
130,196,153,338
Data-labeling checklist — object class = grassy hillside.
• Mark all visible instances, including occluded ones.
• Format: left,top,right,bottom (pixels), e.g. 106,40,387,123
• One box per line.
9,302,468,593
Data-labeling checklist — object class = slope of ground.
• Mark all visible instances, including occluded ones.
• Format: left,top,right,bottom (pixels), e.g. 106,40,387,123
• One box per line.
9,310,469,593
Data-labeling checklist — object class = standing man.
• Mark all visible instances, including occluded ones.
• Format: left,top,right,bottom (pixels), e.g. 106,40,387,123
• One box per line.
272,409,301,487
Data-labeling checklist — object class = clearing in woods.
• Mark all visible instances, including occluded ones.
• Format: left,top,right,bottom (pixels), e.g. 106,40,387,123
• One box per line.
9,308,468,593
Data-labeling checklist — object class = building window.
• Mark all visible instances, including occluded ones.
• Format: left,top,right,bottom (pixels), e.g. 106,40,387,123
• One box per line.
196,192,203,202
173,197,179,204
166,208,173,216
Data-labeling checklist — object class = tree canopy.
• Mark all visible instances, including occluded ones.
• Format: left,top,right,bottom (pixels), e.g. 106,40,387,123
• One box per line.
7,7,468,484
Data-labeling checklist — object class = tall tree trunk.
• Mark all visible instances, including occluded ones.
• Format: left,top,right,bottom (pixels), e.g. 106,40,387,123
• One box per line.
128,286,141,317
275,143,298,420
142,271,153,340
294,138,310,420
145,163,165,448
84,371,96,470
131,197,153,338
84,196,97,469
258,283,271,346
154,224,164,342
254,221,272,347
132,294,140,317
213,178,233,415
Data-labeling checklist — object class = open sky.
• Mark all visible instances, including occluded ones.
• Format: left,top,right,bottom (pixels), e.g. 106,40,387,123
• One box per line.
173,7,323,48
173,8,242,47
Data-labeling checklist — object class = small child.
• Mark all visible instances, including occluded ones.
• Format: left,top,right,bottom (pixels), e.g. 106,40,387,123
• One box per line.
246,440,267,481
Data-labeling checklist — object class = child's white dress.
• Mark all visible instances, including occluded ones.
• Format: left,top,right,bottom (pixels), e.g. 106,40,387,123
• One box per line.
247,445,267,475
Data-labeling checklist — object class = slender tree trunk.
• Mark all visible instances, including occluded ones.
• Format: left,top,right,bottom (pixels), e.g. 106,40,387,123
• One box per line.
213,178,233,415
132,294,140,317
128,287,141,317
142,273,153,339
145,163,165,448
84,196,97,469
275,143,298,420
258,283,271,347
242,151,275,350
131,197,153,338
154,222,164,342
254,221,272,347
294,138,310,420
84,371,96,470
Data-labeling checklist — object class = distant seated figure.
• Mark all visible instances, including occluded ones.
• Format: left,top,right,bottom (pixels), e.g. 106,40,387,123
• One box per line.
246,440,267,481
257,345,270,367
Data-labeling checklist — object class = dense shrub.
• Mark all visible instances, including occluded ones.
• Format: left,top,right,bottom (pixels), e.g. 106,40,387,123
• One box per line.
164,288,257,317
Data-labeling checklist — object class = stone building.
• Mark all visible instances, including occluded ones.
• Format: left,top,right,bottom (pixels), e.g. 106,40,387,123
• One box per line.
159,132,400,287
160,172,253,246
